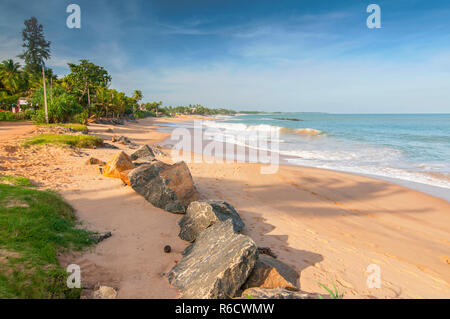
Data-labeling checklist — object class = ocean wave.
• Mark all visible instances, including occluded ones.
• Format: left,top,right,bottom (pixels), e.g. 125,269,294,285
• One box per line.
281,127,324,136
202,120,325,136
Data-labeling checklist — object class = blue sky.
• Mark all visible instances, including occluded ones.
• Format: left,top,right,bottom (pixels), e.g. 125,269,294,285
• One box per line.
1,0,450,112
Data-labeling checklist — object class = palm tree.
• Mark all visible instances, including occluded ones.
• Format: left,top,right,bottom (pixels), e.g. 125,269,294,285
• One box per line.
0,59,24,94
132,90,143,112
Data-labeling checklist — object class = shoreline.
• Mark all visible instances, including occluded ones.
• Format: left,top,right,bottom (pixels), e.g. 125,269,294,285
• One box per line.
1,118,449,298
154,119,450,202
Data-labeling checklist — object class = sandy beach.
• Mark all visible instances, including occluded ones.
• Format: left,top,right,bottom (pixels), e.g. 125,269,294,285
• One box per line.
1,117,449,299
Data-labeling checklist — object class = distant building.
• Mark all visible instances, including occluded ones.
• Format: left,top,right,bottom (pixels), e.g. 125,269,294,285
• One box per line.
14,97,30,113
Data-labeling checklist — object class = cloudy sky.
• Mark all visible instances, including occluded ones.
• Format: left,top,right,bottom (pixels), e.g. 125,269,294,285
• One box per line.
1,0,450,112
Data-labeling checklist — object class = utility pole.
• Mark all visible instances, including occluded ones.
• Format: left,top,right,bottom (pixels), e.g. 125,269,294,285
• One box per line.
42,65,48,124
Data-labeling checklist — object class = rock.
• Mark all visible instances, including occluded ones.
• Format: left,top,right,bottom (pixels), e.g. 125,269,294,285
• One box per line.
130,145,156,161
164,245,171,253
89,232,112,243
111,135,132,145
106,128,114,133
133,158,157,167
168,220,258,299
178,200,245,242
85,157,106,166
242,255,299,291
119,169,133,186
102,142,119,149
257,247,278,259
93,286,117,299
103,151,135,178
238,287,312,299
128,160,199,213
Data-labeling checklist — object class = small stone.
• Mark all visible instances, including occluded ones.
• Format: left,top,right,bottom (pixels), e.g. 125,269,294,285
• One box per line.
93,286,117,299
164,245,171,253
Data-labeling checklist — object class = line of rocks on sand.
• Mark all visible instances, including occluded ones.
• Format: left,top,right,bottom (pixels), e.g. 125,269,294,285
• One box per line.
86,137,314,299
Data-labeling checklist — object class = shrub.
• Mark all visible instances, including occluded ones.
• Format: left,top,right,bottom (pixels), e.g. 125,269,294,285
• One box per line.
134,110,156,119
24,108,37,120
32,88,83,123
0,111,16,121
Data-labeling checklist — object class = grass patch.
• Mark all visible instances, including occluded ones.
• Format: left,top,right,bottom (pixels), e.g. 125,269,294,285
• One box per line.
24,134,103,149
317,281,344,299
37,123,88,132
0,175,34,187
0,178,94,298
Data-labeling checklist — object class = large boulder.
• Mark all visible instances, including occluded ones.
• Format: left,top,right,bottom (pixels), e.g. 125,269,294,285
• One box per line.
242,255,299,291
238,288,312,299
168,220,258,299
128,160,199,213
119,169,133,186
102,151,135,178
178,200,245,242
130,145,156,161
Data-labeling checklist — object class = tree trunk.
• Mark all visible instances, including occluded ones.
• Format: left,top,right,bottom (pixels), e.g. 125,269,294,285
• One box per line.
42,65,48,124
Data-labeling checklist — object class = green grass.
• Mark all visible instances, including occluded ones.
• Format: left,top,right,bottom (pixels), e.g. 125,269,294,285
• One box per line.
0,175,34,187
36,123,88,132
24,134,103,149
0,177,94,298
317,281,344,299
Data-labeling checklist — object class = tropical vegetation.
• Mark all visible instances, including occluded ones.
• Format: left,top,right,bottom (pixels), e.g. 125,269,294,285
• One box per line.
0,17,236,124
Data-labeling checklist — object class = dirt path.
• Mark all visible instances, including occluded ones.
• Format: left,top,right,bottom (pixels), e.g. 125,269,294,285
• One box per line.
0,121,34,142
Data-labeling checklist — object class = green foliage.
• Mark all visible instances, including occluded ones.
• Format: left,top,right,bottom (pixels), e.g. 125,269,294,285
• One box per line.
0,180,93,298
0,175,34,187
134,110,156,118
0,59,28,95
64,59,111,107
18,17,51,75
1,18,236,123
37,123,88,132
159,104,236,116
24,108,36,120
0,111,17,121
32,88,82,123
24,134,103,149
317,281,344,299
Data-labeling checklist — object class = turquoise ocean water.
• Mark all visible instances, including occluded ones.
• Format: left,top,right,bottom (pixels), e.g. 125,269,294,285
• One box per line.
201,113,450,191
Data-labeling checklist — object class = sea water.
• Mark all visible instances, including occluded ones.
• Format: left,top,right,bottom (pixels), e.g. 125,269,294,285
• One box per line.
159,113,450,199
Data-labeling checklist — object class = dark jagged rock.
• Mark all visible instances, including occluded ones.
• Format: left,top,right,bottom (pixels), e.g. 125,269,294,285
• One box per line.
257,247,278,259
178,200,245,242
111,135,132,145
102,143,119,149
130,145,156,161
168,220,258,299
89,231,112,243
128,160,199,213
